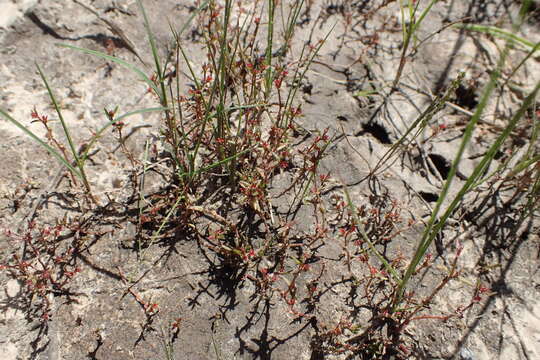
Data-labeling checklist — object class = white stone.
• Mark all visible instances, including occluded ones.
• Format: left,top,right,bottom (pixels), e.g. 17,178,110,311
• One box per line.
0,342,18,360
5,279,20,298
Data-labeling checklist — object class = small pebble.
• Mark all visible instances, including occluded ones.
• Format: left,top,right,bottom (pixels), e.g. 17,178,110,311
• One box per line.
6,279,21,298
460,347,475,360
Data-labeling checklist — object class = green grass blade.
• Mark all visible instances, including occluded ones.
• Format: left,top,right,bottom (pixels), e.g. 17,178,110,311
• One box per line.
282,21,336,128
413,0,440,34
142,193,185,259
264,0,276,98
504,42,540,86
176,147,253,179
506,155,540,182
374,72,465,175
455,24,538,50
56,43,161,98
434,81,540,227
0,108,82,178
394,65,538,312
394,1,538,308
354,90,379,97
342,186,402,283
136,0,166,105
177,0,210,36
411,81,540,278
35,64,80,165
81,106,168,163
36,64,97,198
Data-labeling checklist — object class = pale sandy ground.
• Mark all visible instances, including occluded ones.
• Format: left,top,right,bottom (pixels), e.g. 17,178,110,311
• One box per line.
1,1,539,359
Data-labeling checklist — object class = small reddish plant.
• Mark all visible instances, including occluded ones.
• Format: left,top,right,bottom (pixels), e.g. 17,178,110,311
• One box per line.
1,220,85,320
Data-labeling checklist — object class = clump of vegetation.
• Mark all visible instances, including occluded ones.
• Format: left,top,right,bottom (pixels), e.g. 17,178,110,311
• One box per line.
1,0,538,358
